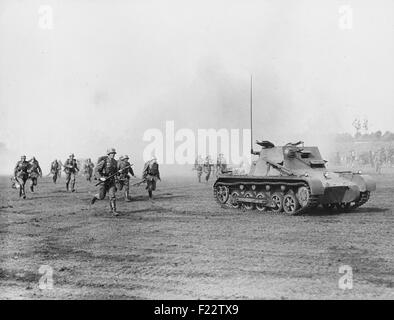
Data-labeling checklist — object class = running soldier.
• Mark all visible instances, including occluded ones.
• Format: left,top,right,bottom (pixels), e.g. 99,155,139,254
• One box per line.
90,148,119,215
193,155,203,183
216,153,227,177
142,157,161,200
117,155,135,202
203,156,212,183
64,153,79,192
13,155,30,199
84,158,95,182
50,159,60,183
28,157,42,192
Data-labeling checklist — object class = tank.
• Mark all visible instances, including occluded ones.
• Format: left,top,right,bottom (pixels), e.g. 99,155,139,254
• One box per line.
213,140,376,215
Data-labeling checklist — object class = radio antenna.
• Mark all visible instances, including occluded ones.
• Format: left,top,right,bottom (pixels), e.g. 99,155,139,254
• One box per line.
250,75,254,154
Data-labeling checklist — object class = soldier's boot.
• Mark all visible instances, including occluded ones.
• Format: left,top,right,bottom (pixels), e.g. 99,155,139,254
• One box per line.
110,200,118,216
90,196,98,205
66,183,69,192
20,185,26,199
30,184,34,193
148,190,153,200
125,191,131,202
71,181,76,192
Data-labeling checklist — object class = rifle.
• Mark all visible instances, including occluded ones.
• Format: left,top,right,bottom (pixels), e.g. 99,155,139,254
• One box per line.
95,164,133,186
130,178,147,187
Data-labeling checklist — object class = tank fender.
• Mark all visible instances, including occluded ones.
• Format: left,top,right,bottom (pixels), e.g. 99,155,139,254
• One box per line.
303,178,325,195
352,174,377,192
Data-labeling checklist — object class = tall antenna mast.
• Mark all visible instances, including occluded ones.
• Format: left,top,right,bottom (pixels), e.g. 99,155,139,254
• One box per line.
250,75,253,154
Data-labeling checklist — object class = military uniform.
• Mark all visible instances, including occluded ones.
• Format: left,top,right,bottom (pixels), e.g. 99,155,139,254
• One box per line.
64,154,79,192
28,157,42,192
14,156,30,199
116,155,135,201
142,158,160,199
50,160,60,183
203,157,212,182
216,154,227,177
91,148,119,215
84,159,95,182
194,157,203,183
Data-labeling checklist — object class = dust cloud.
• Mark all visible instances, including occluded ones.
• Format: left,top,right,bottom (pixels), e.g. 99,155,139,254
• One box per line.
1,0,393,175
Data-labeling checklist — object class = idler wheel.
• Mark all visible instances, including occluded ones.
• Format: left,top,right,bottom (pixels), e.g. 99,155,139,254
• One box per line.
283,193,299,215
229,190,241,209
297,186,310,208
271,192,284,213
215,185,229,204
256,192,268,212
242,191,255,210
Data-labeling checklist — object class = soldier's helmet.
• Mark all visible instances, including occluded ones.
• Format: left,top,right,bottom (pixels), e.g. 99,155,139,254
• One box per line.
69,153,75,158
21,155,26,160
123,155,129,160
107,148,116,155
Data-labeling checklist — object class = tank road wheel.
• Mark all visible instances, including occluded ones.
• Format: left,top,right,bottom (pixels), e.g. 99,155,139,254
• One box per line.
229,190,241,209
215,185,229,204
270,192,284,213
322,203,336,212
256,192,268,212
242,191,255,211
296,186,310,208
336,202,351,213
283,193,299,215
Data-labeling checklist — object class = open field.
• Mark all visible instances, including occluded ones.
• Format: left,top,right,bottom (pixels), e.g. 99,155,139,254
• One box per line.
0,171,393,299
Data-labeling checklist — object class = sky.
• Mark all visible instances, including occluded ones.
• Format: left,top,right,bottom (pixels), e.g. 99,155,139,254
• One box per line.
1,0,394,175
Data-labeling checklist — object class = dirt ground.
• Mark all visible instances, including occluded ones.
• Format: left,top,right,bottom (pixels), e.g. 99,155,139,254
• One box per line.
0,170,393,300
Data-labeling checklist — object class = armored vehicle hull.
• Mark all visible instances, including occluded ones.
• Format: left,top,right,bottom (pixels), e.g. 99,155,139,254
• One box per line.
213,141,376,215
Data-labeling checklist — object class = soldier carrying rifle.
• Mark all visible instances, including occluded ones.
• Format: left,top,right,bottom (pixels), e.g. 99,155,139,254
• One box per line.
117,155,135,202
64,153,79,192
142,157,161,200
13,155,30,199
28,156,42,192
90,148,121,215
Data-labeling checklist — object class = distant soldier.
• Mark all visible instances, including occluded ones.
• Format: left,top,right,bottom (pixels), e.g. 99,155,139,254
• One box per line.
50,159,60,183
13,155,30,199
142,157,161,200
193,155,203,183
368,150,374,168
203,156,212,183
374,150,383,174
64,153,79,192
84,158,95,182
28,156,42,192
216,153,227,176
117,155,135,202
91,148,119,215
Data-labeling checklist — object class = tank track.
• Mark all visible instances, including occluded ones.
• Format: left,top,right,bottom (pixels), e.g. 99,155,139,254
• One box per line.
213,182,319,215
353,191,370,208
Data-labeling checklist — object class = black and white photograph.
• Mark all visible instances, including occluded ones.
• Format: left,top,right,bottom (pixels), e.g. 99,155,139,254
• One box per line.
0,0,393,304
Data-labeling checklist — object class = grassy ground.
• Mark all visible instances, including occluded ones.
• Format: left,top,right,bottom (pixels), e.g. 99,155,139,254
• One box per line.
0,171,393,299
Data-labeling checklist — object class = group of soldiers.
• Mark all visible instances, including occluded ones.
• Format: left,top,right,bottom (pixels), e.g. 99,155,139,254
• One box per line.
12,156,43,198
193,154,228,183
333,147,394,174
13,148,161,216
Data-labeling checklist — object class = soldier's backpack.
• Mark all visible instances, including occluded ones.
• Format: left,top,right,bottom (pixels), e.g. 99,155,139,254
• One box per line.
149,162,159,175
